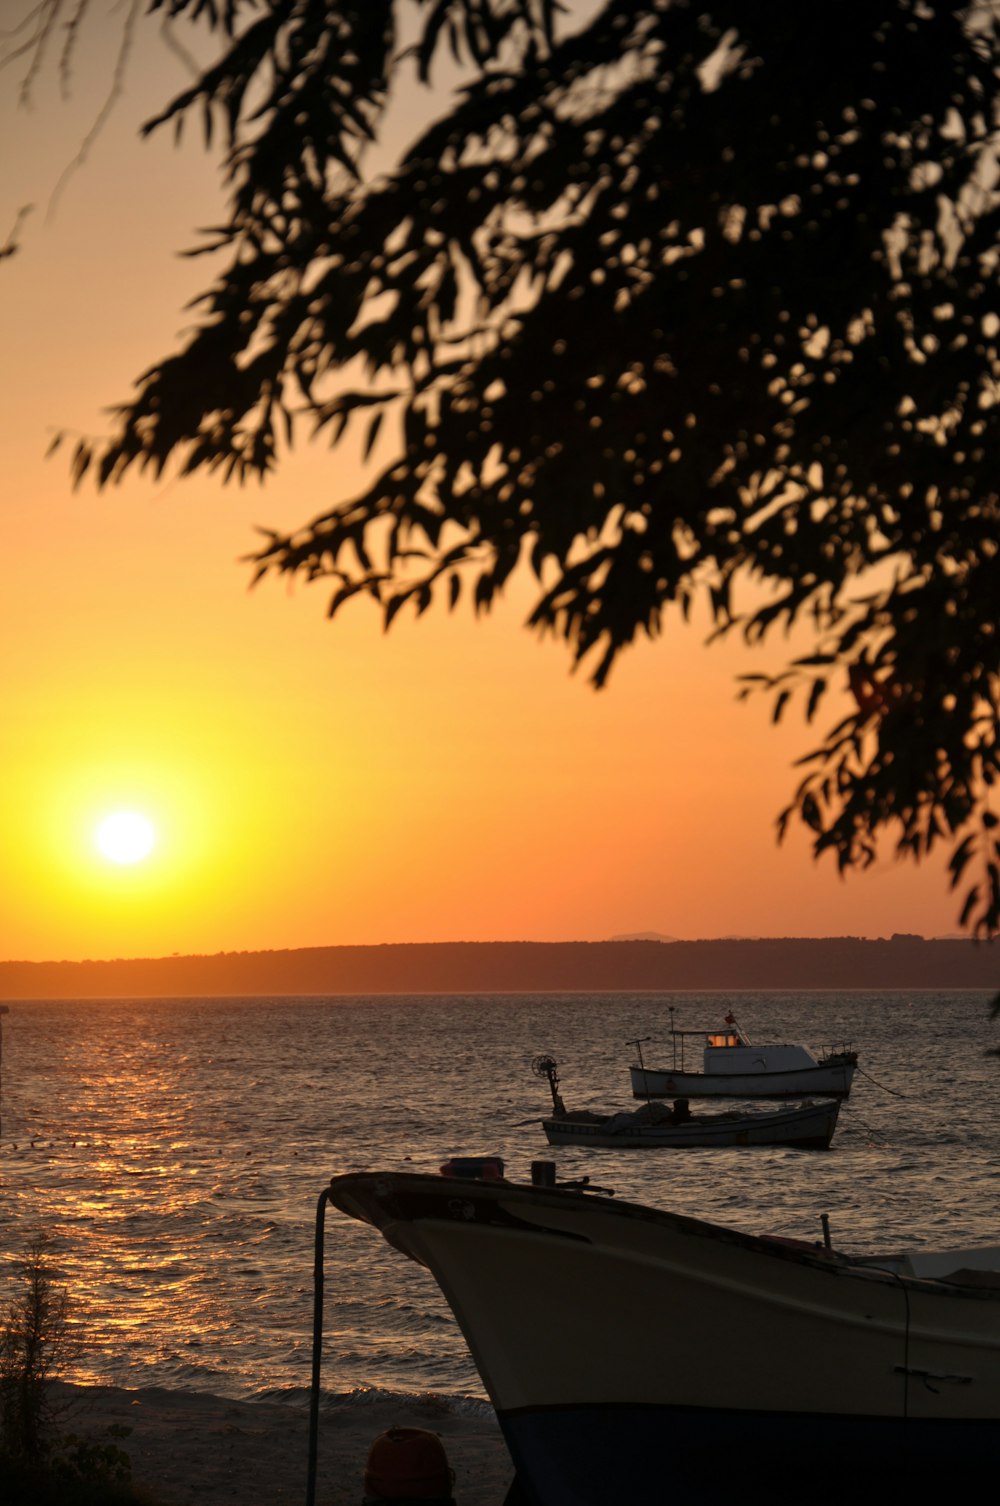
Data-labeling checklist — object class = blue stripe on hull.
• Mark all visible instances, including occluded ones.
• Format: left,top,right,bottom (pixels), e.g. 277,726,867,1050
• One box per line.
499,1403,1000,1505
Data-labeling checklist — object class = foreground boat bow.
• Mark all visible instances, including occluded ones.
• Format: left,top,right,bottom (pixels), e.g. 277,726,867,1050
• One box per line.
327,1171,1000,1506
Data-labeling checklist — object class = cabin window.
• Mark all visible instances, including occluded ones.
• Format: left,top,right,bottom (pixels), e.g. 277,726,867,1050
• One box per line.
707,1033,740,1049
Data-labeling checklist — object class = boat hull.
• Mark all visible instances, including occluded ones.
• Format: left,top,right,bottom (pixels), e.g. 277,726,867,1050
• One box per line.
501,1401,1000,1504
327,1173,1000,1506
630,1059,856,1099
542,1098,839,1149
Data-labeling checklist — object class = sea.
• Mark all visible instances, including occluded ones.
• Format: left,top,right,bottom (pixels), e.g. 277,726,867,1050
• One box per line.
1,990,999,1410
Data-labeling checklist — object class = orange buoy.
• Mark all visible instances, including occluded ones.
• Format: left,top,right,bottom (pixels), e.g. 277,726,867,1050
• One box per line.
363,1427,454,1501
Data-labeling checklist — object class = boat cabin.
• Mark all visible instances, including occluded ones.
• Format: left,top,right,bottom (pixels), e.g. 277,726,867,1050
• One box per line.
653,1018,849,1078
662,1020,819,1077
703,1040,818,1076
857,1244,1000,1283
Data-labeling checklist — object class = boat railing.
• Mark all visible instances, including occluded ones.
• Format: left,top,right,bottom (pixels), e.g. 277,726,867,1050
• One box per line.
629,1031,717,1071
631,1025,750,1072
818,1040,856,1062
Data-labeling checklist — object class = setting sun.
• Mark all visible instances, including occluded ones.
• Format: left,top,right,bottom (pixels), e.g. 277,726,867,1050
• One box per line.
95,811,157,865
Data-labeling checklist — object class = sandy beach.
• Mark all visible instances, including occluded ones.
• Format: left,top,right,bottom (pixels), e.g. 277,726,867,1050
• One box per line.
51,1383,514,1506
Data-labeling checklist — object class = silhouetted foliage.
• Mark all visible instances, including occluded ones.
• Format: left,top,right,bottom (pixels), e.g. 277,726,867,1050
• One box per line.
15,1,1000,932
0,1239,76,1461
0,1240,149,1505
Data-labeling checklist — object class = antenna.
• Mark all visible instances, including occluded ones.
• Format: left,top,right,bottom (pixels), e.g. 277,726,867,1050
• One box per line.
626,1036,651,1072
0,1006,8,1141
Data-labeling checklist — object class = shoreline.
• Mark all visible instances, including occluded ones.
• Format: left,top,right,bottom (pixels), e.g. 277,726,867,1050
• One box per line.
49,1382,514,1505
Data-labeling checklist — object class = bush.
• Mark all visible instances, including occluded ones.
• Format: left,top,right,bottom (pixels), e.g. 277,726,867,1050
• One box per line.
0,1241,163,1505
0,1238,78,1461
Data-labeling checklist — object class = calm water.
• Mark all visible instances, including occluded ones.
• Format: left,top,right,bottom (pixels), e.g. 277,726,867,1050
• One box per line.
1,991,998,1405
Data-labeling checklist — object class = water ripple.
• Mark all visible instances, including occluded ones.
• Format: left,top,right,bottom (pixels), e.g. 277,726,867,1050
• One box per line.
2,989,997,1400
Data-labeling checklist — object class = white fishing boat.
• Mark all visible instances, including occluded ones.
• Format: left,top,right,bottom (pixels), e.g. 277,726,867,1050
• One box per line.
630,1010,857,1099
533,1054,840,1149
326,1169,1000,1505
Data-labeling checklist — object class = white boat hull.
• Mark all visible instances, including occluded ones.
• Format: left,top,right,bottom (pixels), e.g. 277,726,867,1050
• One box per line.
630,1058,856,1099
328,1173,1000,1505
543,1097,840,1148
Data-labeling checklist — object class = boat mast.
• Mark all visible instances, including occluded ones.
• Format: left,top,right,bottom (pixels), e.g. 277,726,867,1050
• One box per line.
627,1037,651,1073
532,1055,566,1118
669,1005,682,1071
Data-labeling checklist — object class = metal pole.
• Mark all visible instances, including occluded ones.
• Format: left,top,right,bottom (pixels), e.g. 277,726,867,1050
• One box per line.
307,1185,333,1506
626,1037,650,1072
0,1005,9,1141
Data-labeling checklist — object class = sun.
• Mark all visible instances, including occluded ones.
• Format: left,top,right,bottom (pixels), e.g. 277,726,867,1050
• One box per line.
94,811,157,865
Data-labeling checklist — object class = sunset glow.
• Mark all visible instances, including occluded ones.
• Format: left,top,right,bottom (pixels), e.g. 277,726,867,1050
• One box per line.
0,15,973,965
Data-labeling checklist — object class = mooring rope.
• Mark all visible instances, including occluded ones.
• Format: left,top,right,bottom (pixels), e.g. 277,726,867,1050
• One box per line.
845,1108,890,1145
856,1064,908,1097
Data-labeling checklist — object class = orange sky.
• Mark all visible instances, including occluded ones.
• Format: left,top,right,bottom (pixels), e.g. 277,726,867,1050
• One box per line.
0,11,967,963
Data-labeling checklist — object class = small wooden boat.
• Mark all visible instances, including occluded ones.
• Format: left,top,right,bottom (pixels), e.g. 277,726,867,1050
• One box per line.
544,1097,841,1149
534,1056,840,1150
630,1009,858,1099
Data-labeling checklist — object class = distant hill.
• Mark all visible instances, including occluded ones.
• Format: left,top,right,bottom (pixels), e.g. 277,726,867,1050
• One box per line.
608,931,677,942
1,936,997,998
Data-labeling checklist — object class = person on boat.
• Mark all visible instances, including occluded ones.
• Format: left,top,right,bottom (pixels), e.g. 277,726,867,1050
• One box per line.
362,1427,456,1503
671,1098,692,1124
